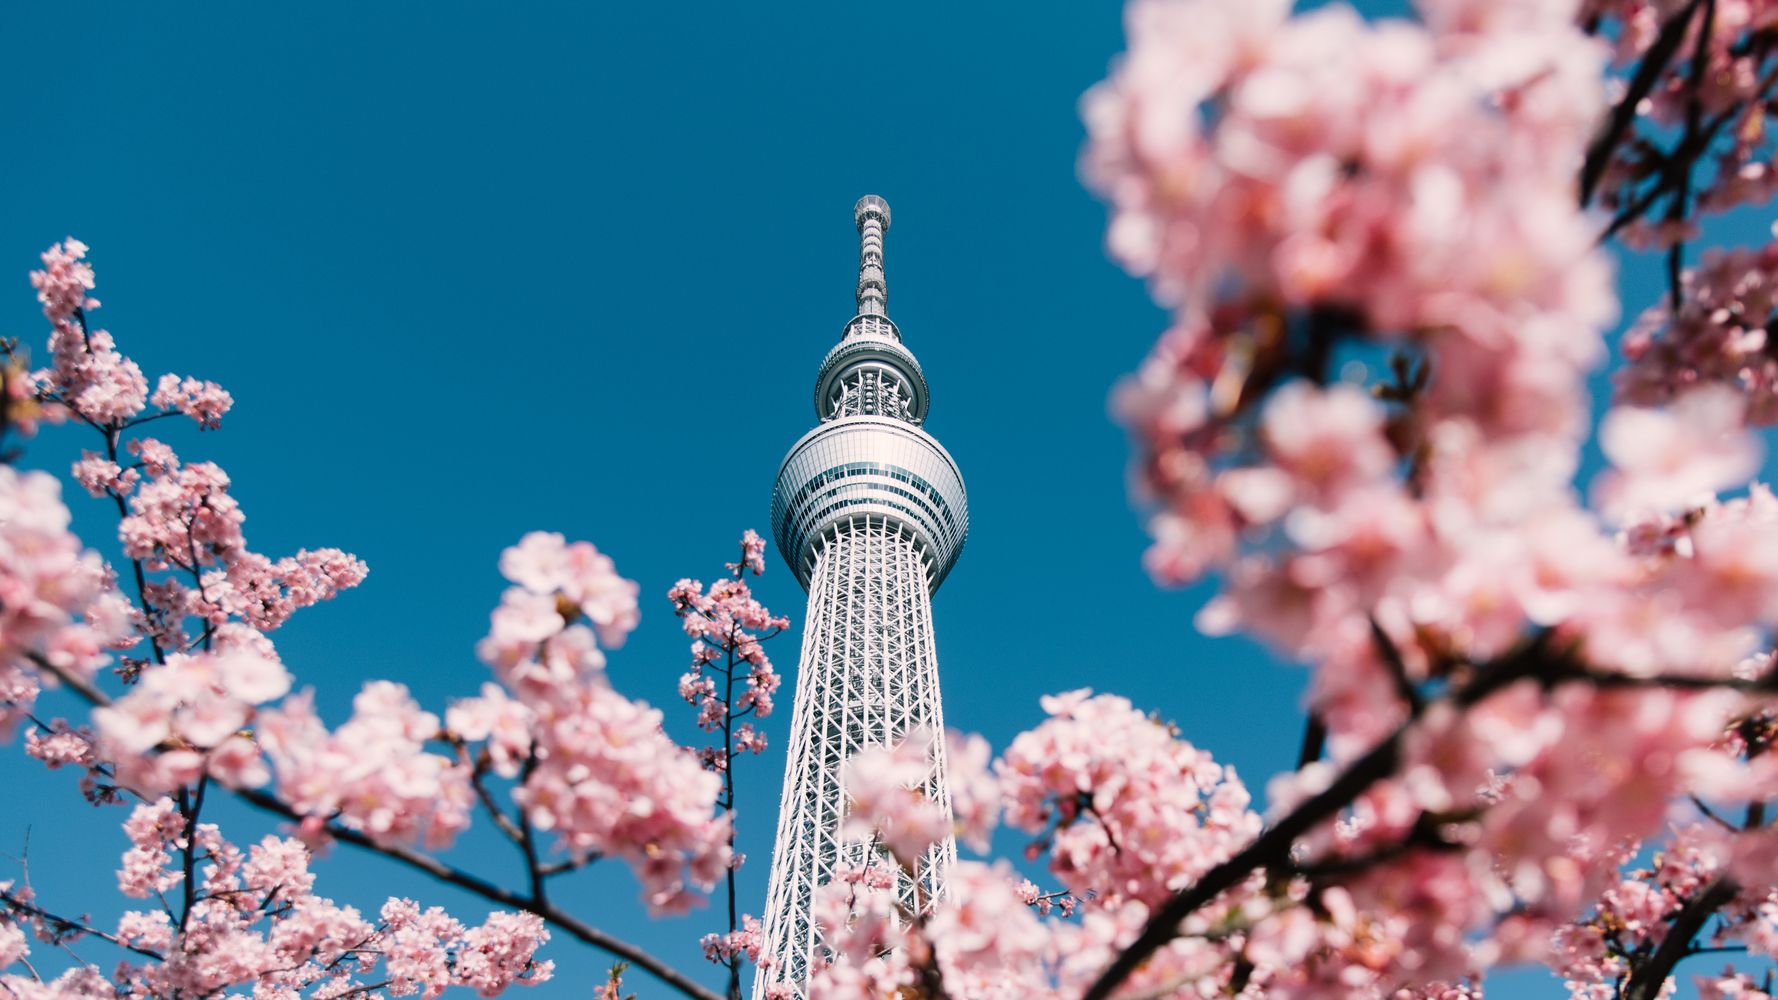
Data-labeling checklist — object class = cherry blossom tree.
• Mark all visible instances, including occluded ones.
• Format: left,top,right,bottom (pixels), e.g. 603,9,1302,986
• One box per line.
1,241,749,1000
813,0,1778,997
11,0,1778,997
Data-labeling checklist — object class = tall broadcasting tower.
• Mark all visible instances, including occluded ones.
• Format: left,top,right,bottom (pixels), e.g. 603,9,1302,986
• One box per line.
755,196,969,994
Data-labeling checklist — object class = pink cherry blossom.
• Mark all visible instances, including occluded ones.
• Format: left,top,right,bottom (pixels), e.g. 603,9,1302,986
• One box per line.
445,682,535,778
842,730,952,864
496,532,639,647
725,529,767,577
198,548,368,632
1619,242,1778,422
999,690,1260,909
71,452,137,498
95,814,553,1000
0,467,130,736
148,374,233,430
924,862,1051,991
29,238,97,324
92,650,290,792
1595,386,1761,521
258,683,473,848
1585,0,1778,230
946,730,999,853
117,461,245,571
452,535,736,911
117,798,186,898
700,914,765,966
513,679,729,912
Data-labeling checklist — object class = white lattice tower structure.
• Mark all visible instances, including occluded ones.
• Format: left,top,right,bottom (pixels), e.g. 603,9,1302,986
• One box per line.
755,196,969,996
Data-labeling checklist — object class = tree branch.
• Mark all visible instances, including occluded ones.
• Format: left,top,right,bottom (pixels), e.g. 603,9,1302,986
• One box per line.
1623,877,1737,1000
229,787,722,1000
0,887,166,962
28,656,722,1000
1295,712,1327,770
1083,635,1571,1000
1580,0,1705,206
1085,639,1778,1000
1369,616,1423,714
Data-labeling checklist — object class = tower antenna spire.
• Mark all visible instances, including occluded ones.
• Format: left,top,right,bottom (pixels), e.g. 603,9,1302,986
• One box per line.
853,194,891,321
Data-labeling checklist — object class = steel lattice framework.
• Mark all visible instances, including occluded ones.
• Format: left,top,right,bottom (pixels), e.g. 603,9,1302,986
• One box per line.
755,196,969,996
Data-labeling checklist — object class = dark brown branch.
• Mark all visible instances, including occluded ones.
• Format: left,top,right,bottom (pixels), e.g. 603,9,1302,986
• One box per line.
1597,104,1740,242
1690,795,1741,832
1369,616,1423,713
537,856,596,878
1290,812,1463,881
517,754,546,907
99,426,164,666
1665,0,1718,311
1295,712,1327,769
463,753,525,847
1084,634,1583,1000
175,776,208,933
1623,877,1737,1000
25,652,108,707
1575,668,1778,693
1580,0,1705,206
0,888,166,962
1085,641,1778,1000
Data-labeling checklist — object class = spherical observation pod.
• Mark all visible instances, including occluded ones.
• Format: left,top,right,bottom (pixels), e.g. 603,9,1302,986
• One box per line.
771,415,968,593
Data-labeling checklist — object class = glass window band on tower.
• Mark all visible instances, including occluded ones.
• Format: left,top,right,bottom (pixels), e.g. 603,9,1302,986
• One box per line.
770,415,967,593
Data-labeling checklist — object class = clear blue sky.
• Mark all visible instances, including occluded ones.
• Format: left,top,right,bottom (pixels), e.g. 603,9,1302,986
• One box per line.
0,1,1733,997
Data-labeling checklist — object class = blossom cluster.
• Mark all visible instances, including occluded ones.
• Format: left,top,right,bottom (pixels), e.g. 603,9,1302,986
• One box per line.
93,649,288,793
10,239,373,806
1075,0,1778,987
1552,816,1778,1000
841,730,954,864
1000,691,1259,909
7,241,754,989
1620,240,1778,423
1584,0,1778,235
0,466,132,738
29,239,229,431
16,0,1778,987
455,531,730,912
701,914,766,966
826,698,1505,998
259,682,474,848
1,799,553,1000
805,860,1051,1000
669,529,788,770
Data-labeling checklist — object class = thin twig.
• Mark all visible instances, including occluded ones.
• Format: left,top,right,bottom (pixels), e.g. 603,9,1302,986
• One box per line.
1369,616,1423,713
0,888,166,962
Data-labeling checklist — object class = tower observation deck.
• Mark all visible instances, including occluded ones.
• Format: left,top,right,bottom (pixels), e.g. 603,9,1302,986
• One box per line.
755,196,968,996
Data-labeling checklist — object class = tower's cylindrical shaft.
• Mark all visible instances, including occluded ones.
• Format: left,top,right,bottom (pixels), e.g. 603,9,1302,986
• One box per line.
754,516,956,996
